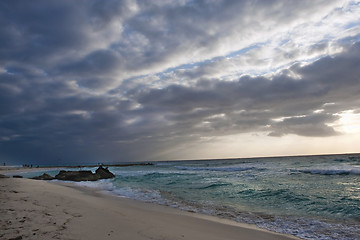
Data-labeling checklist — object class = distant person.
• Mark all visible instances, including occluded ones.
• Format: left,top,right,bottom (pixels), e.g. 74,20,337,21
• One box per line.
2,162,5,166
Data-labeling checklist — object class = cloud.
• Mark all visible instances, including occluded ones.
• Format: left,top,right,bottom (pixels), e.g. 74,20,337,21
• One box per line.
268,114,341,137
61,50,123,77
0,0,359,164
133,41,360,138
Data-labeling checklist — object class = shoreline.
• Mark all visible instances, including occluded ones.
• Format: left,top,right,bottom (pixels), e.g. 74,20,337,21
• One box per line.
1,177,300,240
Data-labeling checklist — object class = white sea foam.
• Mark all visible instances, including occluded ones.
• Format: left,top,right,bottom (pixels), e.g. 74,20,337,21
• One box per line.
74,179,115,191
297,166,360,175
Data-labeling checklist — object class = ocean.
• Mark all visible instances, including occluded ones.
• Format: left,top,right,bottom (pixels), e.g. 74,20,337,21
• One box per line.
24,154,360,240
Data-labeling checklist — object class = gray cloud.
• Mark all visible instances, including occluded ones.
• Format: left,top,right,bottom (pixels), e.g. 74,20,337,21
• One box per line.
133,42,360,138
0,1,87,64
2,41,360,163
0,0,359,164
268,114,341,137
61,50,123,77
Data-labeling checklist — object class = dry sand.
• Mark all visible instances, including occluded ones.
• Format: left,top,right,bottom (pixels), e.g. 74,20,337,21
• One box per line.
0,176,300,240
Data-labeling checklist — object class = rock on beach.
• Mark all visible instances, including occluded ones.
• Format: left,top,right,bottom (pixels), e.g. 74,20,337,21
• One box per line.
54,166,115,182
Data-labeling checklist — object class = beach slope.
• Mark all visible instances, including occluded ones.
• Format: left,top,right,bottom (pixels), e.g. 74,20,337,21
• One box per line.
0,178,299,240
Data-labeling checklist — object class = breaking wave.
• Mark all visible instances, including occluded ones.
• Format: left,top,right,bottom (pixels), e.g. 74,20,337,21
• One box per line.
297,167,360,175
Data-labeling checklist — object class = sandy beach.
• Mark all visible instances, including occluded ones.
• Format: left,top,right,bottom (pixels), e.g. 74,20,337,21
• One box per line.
0,173,301,240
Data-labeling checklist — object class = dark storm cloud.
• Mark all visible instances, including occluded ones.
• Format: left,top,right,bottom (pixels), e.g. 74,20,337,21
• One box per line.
0,0,344,82
3,41,360,162
0,0,358,164
61,50,123,77
1,0,333,79
0,0,86,64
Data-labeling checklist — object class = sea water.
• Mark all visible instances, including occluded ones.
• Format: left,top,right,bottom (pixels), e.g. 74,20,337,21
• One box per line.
24,154,360,239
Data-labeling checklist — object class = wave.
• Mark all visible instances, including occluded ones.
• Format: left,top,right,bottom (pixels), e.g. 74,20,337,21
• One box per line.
295,167,360,176
112,170,186,178
174,166,256,172
242,214,360,240
74,179,115,191
237,188,310,203
192,182,232,190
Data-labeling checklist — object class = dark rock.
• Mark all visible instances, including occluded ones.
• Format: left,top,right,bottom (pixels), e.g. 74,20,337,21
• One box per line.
95,166,115,179
0,174,9,178
12,175,23,178
54,166,115,182
55,170,100,182
31,173,54,180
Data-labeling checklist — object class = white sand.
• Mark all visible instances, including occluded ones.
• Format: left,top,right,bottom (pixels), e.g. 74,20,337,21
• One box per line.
0,177,300,240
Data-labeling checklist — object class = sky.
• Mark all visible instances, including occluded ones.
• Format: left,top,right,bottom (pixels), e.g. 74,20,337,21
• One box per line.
1,0,360,165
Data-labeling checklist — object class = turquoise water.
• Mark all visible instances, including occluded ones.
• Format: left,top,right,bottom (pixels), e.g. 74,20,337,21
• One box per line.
20,154,360,239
